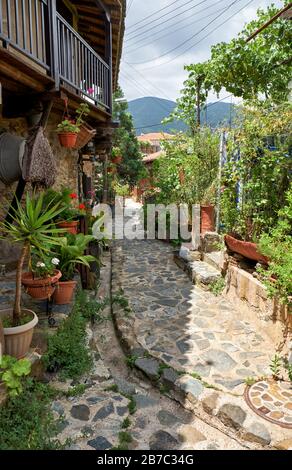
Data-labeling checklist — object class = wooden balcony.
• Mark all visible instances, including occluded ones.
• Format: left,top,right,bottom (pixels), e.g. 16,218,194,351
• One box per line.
0,0,113,113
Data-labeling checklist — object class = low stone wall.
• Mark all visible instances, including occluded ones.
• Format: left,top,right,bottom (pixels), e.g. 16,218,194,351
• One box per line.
225,264,292,334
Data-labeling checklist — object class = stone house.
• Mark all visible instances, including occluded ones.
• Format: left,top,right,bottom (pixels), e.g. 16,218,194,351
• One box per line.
0,0,125,263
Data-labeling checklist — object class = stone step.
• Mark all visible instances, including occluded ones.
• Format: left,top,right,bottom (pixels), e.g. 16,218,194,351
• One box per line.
203,251,223,271
188,260,221,287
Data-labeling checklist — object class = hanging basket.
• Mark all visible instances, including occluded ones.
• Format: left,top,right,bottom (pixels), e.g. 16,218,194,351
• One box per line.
74,123,96,149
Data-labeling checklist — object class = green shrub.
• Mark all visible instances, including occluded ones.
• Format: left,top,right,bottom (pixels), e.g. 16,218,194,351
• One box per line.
0,380,64,450
258,186,292,305
43,296,92,379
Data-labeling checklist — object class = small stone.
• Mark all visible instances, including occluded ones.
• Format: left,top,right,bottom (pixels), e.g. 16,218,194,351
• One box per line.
162,368,178,388
116,406,128,416
202,392,219,414
177,376,204,403
93,402,114,421
242,422,271,445
275,438,292,450
135,416,148,429
195,339,210,350
135,394,158,409
215,379,245,390
87,396,106,404
70,404,90,421
115,378,136,396
202,349,237,372
87,436,112,450
176,339,192,354
157,410,181,426
135,358,159,380
52,401,65,416
217,403,247,430
178,425,206,446
149,431,179,450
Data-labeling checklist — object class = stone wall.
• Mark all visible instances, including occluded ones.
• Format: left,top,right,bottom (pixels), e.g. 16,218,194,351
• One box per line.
0,109,81,267
226,264,292,334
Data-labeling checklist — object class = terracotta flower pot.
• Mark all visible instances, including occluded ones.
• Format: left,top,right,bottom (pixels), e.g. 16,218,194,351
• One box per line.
201,205,215,234
224,234,269,264
0,309,38,359
107,166,117,174
21,270,62,300
53,280,77,305
58,132,78,148
112,155,122,164
57,220,79,235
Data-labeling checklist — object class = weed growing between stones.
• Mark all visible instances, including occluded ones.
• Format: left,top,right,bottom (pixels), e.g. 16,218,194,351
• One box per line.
104,384,119,393
125,354,139,369
0,380,67,450
112,431,133,450
65,384,87,397
270,354,282,380
121,417,131,429
209,278,225,296
159,383,171,395
245,377,257,386
112,289,132,315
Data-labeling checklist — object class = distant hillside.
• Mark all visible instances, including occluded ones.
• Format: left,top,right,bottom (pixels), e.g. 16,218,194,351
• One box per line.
128,97,235,135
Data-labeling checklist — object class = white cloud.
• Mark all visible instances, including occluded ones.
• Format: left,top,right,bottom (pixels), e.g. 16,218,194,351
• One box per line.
120,0,283,103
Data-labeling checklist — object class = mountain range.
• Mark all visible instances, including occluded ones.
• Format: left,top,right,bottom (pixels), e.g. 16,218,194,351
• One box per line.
128,97,235,135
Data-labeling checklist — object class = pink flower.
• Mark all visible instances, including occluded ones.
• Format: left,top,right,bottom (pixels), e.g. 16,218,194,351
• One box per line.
87,88,94,95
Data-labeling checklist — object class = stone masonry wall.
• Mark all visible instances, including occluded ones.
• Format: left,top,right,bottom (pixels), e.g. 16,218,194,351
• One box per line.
0,110,80,266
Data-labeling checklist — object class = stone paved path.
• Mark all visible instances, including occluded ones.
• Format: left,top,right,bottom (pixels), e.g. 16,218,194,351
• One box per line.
53,255,247,451
115,238,275,396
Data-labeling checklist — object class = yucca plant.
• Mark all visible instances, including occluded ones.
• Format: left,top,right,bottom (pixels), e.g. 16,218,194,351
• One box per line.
0,192,65,326
55,233,96,282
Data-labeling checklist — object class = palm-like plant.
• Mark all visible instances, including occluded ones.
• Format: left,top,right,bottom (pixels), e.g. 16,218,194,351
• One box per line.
0,192,65,325
55,233,96,282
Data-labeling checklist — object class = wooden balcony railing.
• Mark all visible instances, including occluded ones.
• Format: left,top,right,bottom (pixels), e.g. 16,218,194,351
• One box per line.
0,0,50,70
56,13,110,110
0,0,111,111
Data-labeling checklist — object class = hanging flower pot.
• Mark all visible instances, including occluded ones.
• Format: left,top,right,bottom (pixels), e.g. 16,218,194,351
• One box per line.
224,234,269,264
74,123,96,149
57,220,79,235
21,270,62,300
58,132,78,148
201,205,215,234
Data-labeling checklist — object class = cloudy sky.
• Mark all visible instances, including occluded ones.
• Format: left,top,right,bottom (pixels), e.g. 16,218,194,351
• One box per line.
119,0,283,104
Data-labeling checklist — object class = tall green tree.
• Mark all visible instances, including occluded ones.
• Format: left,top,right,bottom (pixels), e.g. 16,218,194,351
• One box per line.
164,62,211,135
209,2,292,102
113,87,144,187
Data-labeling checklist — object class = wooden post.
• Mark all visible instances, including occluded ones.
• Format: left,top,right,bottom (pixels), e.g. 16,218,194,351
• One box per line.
48,0,60,89
105,14,113,115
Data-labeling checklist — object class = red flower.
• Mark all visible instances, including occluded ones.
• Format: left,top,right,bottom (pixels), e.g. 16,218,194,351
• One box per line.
69,193,77,199
79,203,86,210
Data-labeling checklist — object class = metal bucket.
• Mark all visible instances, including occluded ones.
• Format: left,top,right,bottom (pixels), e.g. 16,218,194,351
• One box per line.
0,132,26,184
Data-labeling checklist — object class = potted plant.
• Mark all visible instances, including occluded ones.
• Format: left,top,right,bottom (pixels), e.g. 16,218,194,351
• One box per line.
57,103,90,148
0,192,65,358
43,188,85,235
53,233,96,305
21,254,62,300
111,147,123,165
200,183,216,234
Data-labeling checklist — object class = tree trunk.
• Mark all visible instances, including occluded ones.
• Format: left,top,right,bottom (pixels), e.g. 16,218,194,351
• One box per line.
13,242,29,326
